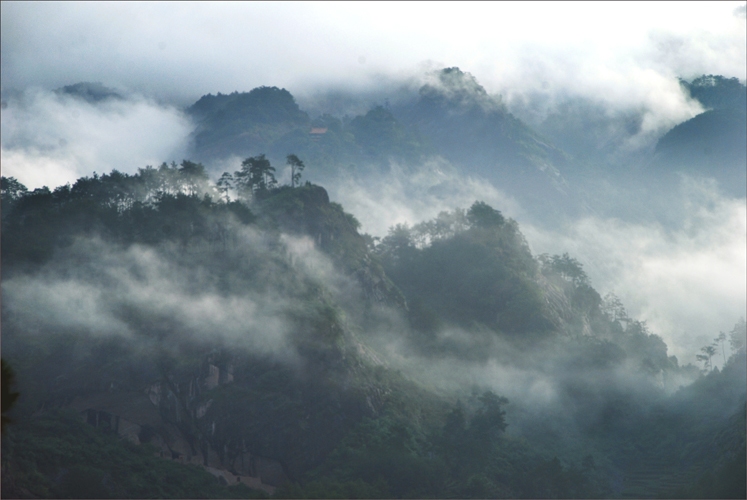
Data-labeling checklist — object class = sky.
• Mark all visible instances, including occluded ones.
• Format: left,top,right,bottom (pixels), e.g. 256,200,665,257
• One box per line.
1,1,745,364
2,2,745,103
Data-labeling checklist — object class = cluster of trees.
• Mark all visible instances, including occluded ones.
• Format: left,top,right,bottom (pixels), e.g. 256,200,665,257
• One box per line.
217,154,307,202
1,153,310,265
679,74,747,111
697,318,747,372
277,389,607,499
372,202,561,339
3,151,308,214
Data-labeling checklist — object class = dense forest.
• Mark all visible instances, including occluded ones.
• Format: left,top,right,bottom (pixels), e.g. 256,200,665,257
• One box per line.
2,156,744,498
3,1,746,497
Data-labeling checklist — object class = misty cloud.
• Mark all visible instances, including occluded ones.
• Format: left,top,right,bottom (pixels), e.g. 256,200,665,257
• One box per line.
505,64,706,157
324,162,746,366
523,177,747,363
325,158,524,238
2,234,307,360
3,3,743,117
0,88,192,189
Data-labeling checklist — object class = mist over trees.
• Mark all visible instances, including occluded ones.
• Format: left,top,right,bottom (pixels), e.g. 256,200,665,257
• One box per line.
1,64,745,499
2,144,744,498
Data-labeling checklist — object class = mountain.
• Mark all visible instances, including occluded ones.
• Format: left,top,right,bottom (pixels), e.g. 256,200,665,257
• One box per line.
3,169,744,498
650,75,747,197
0,168,415,493
187,87,430,174
394,68,575,210
185,69,586,223
187,87,312,162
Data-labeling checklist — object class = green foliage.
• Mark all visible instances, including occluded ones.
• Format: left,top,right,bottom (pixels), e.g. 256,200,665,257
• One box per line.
188,87,311,162
216,172,234,202
1,169,255,269
286,154,305,187
187,87,434,177
376,223,417,265
255,184,400,310
466,200,505,228
1,359,20,433
652,100,746,196
409,208,468,247
301,389,606,498
539,252,590,286
377,203,550,337
305,411,445,498
236,154,278,196
1,176,28,203
347,106,428,163
680,74,747,111
403,66,571,216
276,478,387,499
696,344,717,372
0,411,265,499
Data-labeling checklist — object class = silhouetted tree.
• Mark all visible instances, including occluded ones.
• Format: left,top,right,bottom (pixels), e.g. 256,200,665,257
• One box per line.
541,253,590,287
235,154,276,196
377,223,416,266
287,154,305,187
178,160,208,196
1,177,28,201
470,391,508,439
696,344,717,372
216,172,234,202
411,208,468,246
467,201,504,228
602,292,631,324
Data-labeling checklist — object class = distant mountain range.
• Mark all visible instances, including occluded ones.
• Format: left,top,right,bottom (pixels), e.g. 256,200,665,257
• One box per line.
182,68,745,226
185,68,585,222
43,69,744,228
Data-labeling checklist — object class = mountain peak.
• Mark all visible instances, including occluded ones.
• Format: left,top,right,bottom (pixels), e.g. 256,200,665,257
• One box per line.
418,67,503,113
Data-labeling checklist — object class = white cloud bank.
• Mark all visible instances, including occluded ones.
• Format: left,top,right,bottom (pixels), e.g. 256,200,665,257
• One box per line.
1,89,193,189
523,179,746,364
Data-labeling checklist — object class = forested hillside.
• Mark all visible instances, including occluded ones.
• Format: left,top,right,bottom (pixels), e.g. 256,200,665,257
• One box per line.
3,2,745,497
2,163,744,498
